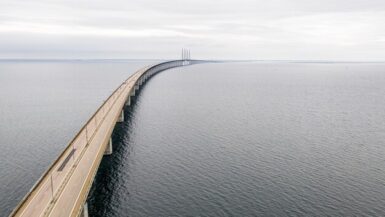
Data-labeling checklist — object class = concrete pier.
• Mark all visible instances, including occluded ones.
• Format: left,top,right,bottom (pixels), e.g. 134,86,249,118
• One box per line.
125,96,131,106
80,203,89,217
104,138,113,155
130,89,135,96
117,110,124,122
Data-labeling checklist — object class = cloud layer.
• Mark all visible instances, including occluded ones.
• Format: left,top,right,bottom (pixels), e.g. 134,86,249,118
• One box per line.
1,0,385,60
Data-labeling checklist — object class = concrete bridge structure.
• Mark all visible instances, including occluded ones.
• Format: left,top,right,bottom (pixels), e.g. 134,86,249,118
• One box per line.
10,59,194,217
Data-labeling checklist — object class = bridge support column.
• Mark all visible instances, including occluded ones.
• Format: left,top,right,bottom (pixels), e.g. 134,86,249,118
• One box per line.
135,84,139,91
118,110,124,122
130,88,135,96
80,202,89,217
104,138,112,155
125,96,131,106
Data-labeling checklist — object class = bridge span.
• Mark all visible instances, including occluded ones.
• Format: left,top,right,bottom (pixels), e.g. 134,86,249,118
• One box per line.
10,60,193,217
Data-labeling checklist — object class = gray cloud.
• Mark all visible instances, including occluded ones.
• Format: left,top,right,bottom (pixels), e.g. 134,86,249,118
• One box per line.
0,0,385,60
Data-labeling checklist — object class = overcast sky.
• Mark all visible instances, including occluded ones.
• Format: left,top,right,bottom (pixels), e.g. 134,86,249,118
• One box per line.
1,0,385,60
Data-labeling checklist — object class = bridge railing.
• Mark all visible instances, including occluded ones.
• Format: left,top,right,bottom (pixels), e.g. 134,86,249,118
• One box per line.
10,60,188,216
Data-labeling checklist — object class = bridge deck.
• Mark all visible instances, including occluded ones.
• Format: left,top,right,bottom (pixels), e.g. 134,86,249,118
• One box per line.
10,60,187,217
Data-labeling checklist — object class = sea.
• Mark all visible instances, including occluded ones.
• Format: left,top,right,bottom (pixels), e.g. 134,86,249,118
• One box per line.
1,60,385,216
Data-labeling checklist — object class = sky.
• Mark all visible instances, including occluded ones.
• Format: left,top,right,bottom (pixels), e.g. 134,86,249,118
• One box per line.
0,0,385,60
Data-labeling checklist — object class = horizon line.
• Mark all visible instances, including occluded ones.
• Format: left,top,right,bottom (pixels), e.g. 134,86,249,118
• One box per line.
1,58,385,63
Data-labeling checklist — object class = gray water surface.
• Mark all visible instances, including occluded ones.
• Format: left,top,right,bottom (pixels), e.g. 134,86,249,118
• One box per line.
1,61,385,216
88,62,385,216
0,60,154,216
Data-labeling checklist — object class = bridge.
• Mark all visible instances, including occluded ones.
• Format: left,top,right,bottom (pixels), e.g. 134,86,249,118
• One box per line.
10,59,194,217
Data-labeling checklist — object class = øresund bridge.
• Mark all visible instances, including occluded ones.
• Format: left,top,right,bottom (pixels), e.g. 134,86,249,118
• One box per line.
10,56,196,217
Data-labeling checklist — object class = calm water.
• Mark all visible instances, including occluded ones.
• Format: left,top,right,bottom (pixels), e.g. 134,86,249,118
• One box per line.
88,62,385,216
1,62,385,216
0,60,154,216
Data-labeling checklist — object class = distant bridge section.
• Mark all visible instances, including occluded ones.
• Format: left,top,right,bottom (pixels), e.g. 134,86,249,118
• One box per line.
10,59,194,217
